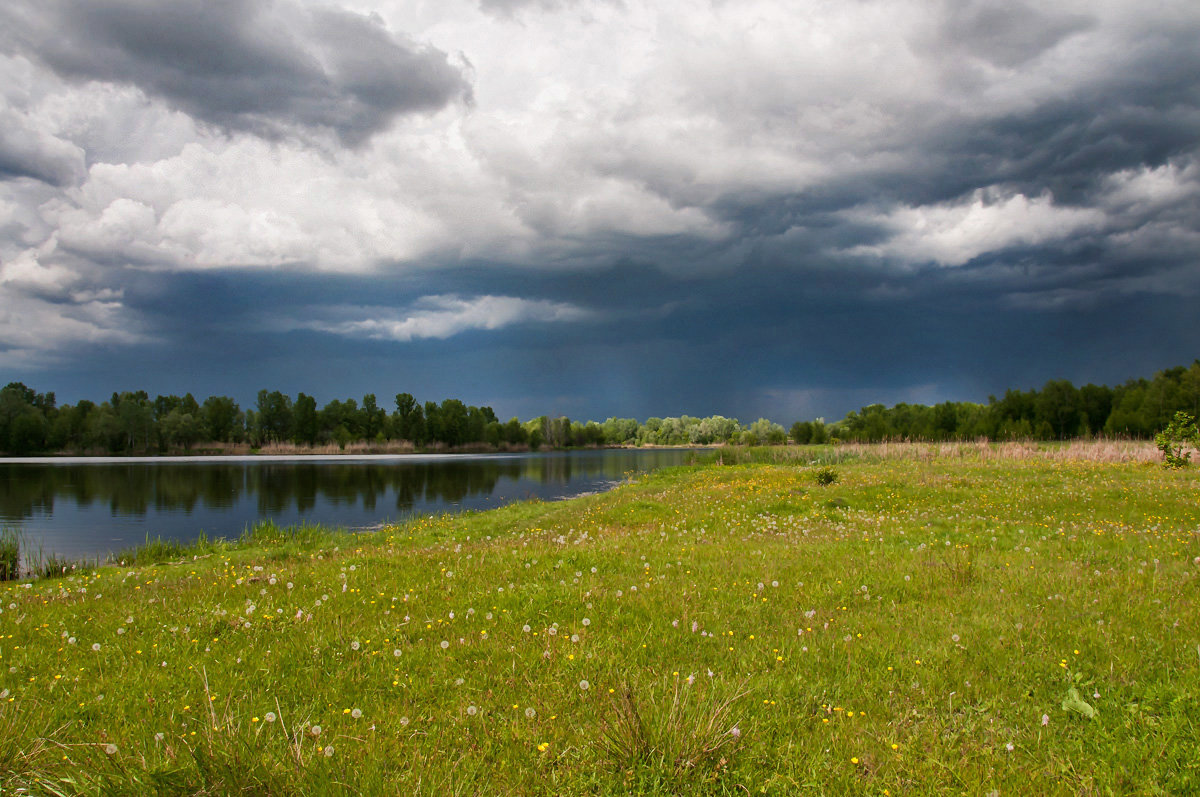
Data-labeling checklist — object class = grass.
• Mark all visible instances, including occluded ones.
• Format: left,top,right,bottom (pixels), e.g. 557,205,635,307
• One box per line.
0,529,17,581
1,442,1198,794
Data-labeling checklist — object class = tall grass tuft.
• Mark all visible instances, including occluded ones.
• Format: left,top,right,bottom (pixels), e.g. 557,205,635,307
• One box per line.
597,680,748,784
0,528,18,581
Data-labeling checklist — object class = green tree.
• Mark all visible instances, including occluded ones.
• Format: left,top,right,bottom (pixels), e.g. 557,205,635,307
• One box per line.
602,417,639,445
1156,411,1199,468
1034,380,1081,440
113,391,153,452
255,390,293,444
161,408,203,451
361,394,386,441
201,396,242,442
393,393,425,444
0,383,51,454
292,393,319,445
438,399,469,446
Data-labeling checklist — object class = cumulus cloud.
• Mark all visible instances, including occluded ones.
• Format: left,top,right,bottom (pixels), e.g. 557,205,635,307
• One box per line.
1,0,471,144
843,190,1107,267
303,294,593,342
0,105,85,186
0,245,145,368
0,0,1198,417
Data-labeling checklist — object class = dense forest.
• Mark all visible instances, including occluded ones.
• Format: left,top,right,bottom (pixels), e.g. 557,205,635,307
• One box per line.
0,361,1197,455
829,361,1200,443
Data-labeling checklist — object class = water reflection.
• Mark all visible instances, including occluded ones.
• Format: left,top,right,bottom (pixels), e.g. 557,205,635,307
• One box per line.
0,451,695,559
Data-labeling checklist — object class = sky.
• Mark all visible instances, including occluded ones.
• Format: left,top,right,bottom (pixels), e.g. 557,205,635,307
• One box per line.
1,0,1198,424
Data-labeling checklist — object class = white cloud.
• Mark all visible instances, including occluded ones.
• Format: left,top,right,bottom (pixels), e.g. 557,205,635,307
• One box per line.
303,294,592,341
1101,161,1200,214
0,0,1196,300
0,246,144,367
842,190,1107,267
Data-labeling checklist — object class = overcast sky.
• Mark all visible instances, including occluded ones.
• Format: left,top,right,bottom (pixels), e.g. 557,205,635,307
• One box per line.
1,0,1198,423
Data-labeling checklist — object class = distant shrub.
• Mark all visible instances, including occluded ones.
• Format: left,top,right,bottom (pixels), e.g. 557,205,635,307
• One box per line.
1156,412,1199,468
814,466,838,486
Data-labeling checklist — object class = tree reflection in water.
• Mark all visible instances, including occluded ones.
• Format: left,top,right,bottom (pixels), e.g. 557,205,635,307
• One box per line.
0,451,696,558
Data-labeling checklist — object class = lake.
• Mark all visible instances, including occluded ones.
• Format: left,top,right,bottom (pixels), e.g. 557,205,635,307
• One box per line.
0,449,701,561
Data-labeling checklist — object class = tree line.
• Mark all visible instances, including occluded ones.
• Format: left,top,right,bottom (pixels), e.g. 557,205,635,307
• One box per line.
0,360,1196,455
824,361,1200,443
0,385,779,455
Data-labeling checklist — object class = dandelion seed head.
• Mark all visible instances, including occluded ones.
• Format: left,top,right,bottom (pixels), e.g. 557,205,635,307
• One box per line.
311,725,322,736
351,708,362,719
92,643,101,651
579,680,589,690
525,707,536,718
105,743,117,755
467,705,477,715
265,712,276,723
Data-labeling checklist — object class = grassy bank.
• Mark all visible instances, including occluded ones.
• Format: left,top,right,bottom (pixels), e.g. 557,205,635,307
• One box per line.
1,443,1197,794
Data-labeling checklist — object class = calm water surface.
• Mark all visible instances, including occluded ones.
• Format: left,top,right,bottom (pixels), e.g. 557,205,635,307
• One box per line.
0,450,699,560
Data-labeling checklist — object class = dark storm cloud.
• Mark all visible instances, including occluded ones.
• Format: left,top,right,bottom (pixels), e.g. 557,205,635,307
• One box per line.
1,0,471,144
58,249,1197,423
4,0,1200,425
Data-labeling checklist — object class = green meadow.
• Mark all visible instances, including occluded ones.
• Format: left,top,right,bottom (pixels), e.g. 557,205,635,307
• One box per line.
2,443,1198,794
